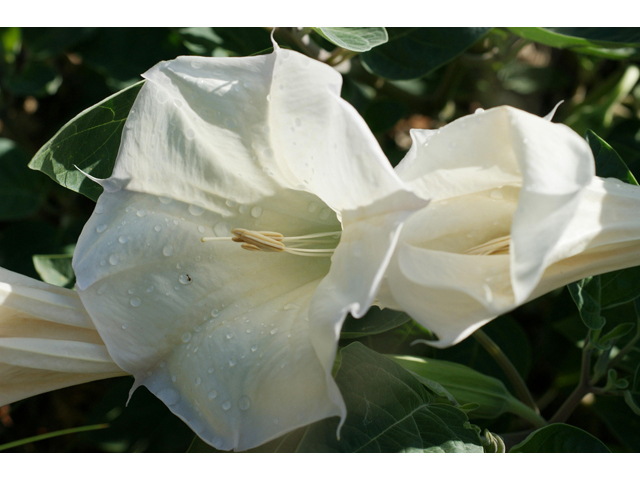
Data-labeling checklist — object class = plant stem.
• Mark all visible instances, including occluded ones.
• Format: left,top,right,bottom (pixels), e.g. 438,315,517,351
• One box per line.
0,423,109,452
472,329,540,414
549,332,594,424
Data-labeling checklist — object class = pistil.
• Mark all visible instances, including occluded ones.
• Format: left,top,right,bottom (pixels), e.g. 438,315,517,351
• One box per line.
201,228,341,257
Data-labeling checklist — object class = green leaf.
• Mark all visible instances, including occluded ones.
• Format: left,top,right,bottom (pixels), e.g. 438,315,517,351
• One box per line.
340,306,411,339
32,253,75,288
510,424,610,453
360,27,491,80
28,81,143,201
0,139,46,220
314,28,388,53
587,130,638,185
596,323,635,349
600,267,640,309
390,355,544,426
568,276,606,330
297,343,483,452
509,28,640,50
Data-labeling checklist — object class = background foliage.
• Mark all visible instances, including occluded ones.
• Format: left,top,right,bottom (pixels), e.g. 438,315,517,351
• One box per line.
1,27,640,452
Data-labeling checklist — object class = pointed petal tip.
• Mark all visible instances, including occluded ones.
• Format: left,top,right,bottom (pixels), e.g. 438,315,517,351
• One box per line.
543,100,565,122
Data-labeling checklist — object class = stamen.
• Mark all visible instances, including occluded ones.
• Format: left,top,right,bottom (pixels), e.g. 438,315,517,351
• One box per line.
201,228,341,257
465,235,511,256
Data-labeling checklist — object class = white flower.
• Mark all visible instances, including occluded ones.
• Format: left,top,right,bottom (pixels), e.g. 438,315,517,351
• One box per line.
0,267,125,406
379,106,640,346
71,45,425,451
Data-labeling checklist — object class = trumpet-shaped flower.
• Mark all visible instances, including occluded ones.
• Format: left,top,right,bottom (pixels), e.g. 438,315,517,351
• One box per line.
379,106,640,346
0,267,126,407
70,45,425,450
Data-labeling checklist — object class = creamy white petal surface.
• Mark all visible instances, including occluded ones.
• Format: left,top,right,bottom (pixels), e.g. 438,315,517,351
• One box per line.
0,268,126,406
383,106,640,346
72,47,424,450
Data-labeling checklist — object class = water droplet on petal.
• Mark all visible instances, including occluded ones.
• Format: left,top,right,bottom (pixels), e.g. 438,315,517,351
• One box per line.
96,224,107,233
238,396,251,411
490,189,503,200
108,254,119,266
263,147,274,158
270,328,278,335
238,204,248,214
118,235,128,244
213,222,230,237
121,324,128,330
154,224,162,232
475,108,485,114
188,204,205,216
222,401,232,410
130,297,141,307
250,206,263,218
208,390,218,400
284,303,298,310
319,208,331,220
94,204,104,214
163,245,174,256
228,359,237,367
225,199,236,207
157,387,180,406
147,286,154,293
185,128,195,139
195,377,201,386
181,332,192,343
178,274,192,285
198,225,206,233
295,117,302,127
97,284,107,295
207,367,215,374
158,196,172,204
136,209,147,217
225,117,237,129
226,333,233,340
251,345,258,352
307,202,318,213
173,99,183,108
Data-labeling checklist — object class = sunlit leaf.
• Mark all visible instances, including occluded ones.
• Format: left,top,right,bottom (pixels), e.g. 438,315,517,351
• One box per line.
28,81,143,201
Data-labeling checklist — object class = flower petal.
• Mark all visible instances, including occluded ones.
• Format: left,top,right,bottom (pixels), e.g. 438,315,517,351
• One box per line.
0,268,125,406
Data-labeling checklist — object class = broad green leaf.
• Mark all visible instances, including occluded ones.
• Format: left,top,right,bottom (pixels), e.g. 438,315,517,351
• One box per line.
511,424,610,453
595,323,635,349
28,81,143,201
314,28,388,53
340,306,411,339
360,27,491,80
297,343,483,452
568,276,606,330
390,355,544,427
0,139,46,220
32,253,75,288
588,130,638,185
509,28,640,50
